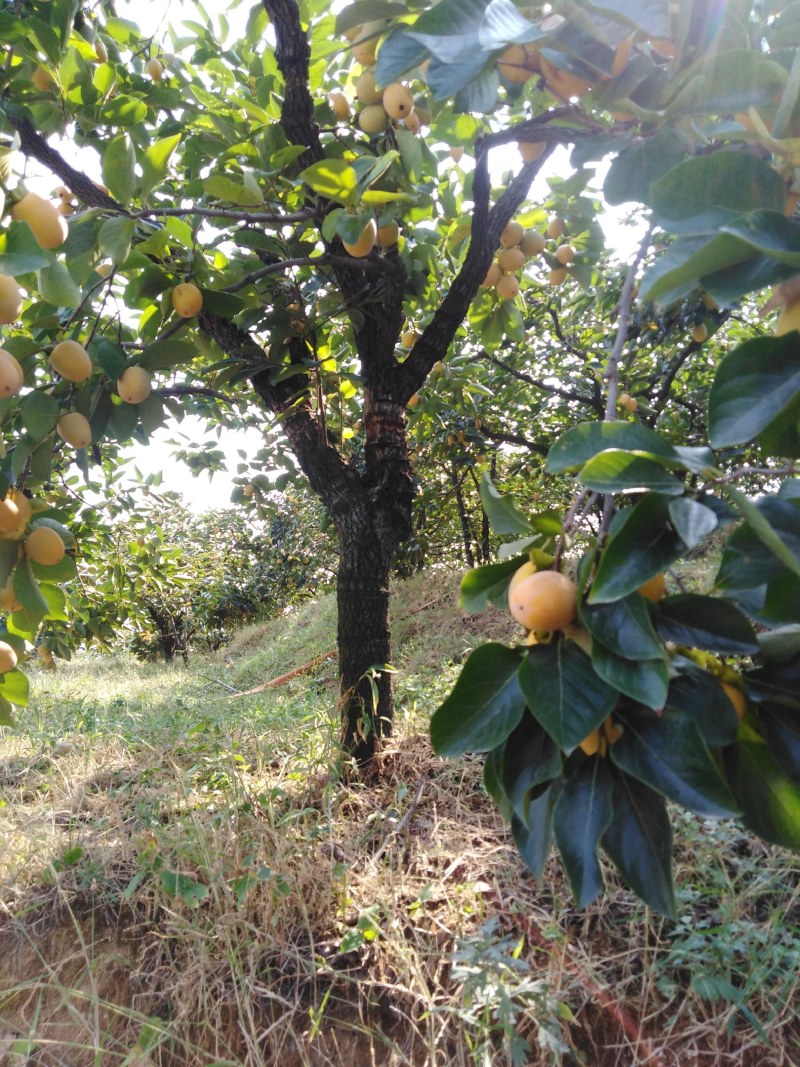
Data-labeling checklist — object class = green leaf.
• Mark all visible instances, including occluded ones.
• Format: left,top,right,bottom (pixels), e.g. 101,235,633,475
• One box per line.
459,555,528,613
375,28,429,84
639,232,757,304
203,175,264,206
37,262,82,307
479,473,534,535
518,639,618,753
725,486,800,581
590,494,685,604
650,151,787,232
724,727,800,850
655,595,760,655
0,541,18,584
0,223,53,275
721,210,800,269
603,126,688,207
708,335,800,449
141,134,182,196
20,391,59,439
102,133,137,204
499,713,562,827
139,339,196,371
759,702,800,783
553,759,613,908
102,95,148,125
745,654,800,707
591,642,669,709
580,594,664,661
431,643,526,756
667,498,717,549
158,869,209,907
611,706,739,817
0,667,29,707
578,449,684,496
511,783,561,881
602,772,676,918
335,1,403,34
98,216,136,265
299,160,358,206
546,420,708,474
13,558,49,617
665,667,739,748
0,694,13,725
93,339,129,379
39,582,68,622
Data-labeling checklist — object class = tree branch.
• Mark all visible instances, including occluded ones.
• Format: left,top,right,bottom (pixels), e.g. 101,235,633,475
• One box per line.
479,349,600,410
481,424,549,456
133,206,317,224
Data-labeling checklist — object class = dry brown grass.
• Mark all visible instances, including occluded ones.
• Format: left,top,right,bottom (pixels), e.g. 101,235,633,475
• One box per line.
1,572,799,1066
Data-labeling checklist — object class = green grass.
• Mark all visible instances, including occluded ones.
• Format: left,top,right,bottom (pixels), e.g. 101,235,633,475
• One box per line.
1,568,799,1066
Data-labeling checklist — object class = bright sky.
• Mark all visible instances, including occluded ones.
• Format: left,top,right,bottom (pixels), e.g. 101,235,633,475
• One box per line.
20,1,643,513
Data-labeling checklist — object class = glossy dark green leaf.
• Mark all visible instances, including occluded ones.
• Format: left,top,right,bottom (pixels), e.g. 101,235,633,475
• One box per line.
511,781,562,881
722,210,800,268
745,654,800,707
547,421,680,474
501,713,562,826
640,232,755,302
20,391,59,439
519,640,618,753
0,223,53,275
591,641,668,709
0,541,18,584
581,593,664,661
709,335,800,449
98,216,135,265
578,449,684,495
724,726,800,849
431,643,525,756
139,339,196,372
590,494,685,604
655,595,759,654
756,625,800,662
140,133,182,196
725,487,800,581
759,702,800,783
667,498,717,548
375,28,429,83
93,340,129,380
484,746,512,822
460,555,527,613
13,558,48,617
665,667,740,748
602,772,676,918
604,126,687,207
650,151,786,231
37,262,82,307
612,706,739,816
479,473,533,535
553,759,613,908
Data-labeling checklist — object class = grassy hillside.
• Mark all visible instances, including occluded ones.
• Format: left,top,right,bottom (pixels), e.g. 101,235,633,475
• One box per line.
1,568,798,1066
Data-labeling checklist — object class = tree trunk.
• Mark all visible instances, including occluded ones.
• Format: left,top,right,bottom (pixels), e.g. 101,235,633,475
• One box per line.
337,506,394,765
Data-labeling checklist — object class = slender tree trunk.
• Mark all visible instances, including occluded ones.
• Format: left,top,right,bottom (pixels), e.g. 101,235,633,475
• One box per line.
337,507,393,764
450,464,475,568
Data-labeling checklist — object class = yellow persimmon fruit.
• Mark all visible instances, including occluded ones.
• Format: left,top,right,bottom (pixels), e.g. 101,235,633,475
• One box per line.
649,37,676,59
722,681,747,722
431,360,446,378
377,221,399,247
57,412,92,449
775,300,800,336
497,44,530,84
692,322,708,343
499,220,524,248
171,282,203,318
57,201,75,217
407,393,419,409
401,329,418,348
497,247,525,272
146,58,164,81
25,526,65,566
540,56,591,99
638,572,666,601
352,34,378,66
495,274,520,300
0,490,31,535
342,218,377,257
32,66,53,92
404,110,422,134
0,350,23,398
382,82,414,119
508,560,537,599
359,103,389,134
579,729,602,756
50,339,92,382
519,230,546,257
611,35,632,78
343,24,362,42
355,69,383,105
548,267,567,285
449,146,464,163
603,716,623,746
243,483,255,498
555,243,575,265
546,217,565,239
480,262,502,288
508,569,578,631
117,366,152,404
11,192,68,249
518,141,546,163
0,640,17,673
94,39,108,64
330,91,351,120
0,275,23,324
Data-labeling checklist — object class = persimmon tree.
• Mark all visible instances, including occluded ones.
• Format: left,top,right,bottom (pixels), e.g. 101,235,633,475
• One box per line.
0,0,799,912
